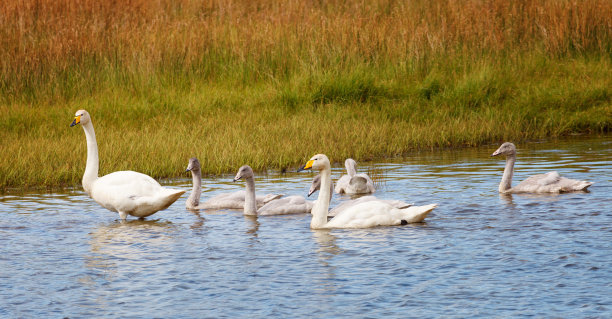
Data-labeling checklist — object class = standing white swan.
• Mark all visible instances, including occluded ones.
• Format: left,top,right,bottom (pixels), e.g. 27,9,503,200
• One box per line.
71,110,185,220
185,158,282,210
299,154,437,229
309,175,413,217
491,142,593,193
233,165,313,216
335,158,375,194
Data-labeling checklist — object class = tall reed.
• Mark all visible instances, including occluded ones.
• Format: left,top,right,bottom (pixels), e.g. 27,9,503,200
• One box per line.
0,0,610,190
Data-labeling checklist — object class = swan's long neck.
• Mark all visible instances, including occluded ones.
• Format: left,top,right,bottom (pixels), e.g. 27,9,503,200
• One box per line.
499,155,515,193
346,161,357,176
243,177,258,215
81,122,99,194
312,167,332,229
187,170,202,208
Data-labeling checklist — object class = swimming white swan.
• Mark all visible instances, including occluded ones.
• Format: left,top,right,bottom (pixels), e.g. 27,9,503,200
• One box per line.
71,110,185,220
309,175,412,217
491,142,593,193
185,158,282,210
299,154,437,229
233,165,313,216
335,158,375,194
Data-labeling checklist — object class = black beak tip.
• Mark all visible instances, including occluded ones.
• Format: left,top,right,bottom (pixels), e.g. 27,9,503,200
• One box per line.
70,120,77,127
297,165,307,172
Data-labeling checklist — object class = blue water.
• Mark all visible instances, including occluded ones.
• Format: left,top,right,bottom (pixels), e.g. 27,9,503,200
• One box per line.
1,136,611,318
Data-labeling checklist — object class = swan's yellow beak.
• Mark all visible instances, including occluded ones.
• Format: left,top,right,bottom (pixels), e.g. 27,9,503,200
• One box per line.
70,115,81,127
298,160,314,172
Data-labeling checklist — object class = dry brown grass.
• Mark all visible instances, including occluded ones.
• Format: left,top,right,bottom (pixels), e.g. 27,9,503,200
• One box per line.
1,0,610,100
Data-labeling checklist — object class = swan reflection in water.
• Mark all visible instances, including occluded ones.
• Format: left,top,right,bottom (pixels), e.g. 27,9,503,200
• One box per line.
311,229,341,295
85,219,178,276
244,215,260,239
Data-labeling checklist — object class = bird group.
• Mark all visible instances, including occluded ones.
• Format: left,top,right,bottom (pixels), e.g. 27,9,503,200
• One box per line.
71,110,593,228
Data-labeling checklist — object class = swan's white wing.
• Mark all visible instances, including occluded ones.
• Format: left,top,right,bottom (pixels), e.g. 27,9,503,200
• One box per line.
258,195,313,215
326,201,402,228
325,201,435,228
91,171,184,217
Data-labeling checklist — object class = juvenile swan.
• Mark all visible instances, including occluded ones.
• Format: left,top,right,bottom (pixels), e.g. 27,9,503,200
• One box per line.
309,174,412,217
491,142,593,193
335,158,376,194
299,154,436,229
71,110,185,220
233,165,313,215
185,158,282,210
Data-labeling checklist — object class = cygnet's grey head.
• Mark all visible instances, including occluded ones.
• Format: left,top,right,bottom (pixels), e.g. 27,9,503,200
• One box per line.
70,109,91,127
491,142,517,157
186,157,201,172
233,165,254,182
308,174,322,197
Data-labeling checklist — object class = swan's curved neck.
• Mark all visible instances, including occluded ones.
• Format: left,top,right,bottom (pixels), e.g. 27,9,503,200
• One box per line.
243,177,258,215
81,122,99,194
312,167,332,229
499,155,515,193
187,170,202,208
345,161,357,176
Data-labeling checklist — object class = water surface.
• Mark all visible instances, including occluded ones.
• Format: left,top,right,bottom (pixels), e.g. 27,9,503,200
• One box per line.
1,136,611,318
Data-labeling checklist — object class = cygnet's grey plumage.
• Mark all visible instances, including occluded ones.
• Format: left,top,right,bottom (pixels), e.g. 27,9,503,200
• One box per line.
234,165,313,215
491,142,593,194
309,174,411,217
334,158,375,194
309,174,334,198
185,158,282,210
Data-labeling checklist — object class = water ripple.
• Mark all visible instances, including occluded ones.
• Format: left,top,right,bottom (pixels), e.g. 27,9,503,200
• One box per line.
1,136,611,318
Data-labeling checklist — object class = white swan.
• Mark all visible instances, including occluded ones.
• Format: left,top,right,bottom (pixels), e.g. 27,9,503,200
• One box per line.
71,110,185,220
309,174,412,217
233,165,313,215
491,142,593,193
299,154,437,229
185,158,282,210
334,158,375,194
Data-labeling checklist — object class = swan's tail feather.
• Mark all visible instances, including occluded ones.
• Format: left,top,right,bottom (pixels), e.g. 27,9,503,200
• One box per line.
574,181,593,191
401,204,437,223
159,189,186,209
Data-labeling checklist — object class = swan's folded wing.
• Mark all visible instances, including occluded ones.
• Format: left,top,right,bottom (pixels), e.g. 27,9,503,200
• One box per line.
258,193,284,205
200,190,246,209
537,171,561,186
258,196,313,215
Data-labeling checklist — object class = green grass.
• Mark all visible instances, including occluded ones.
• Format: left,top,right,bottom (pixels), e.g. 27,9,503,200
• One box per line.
1,0,611,191
1,54,610,191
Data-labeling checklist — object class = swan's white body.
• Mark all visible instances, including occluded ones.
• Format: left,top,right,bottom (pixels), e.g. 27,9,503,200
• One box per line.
308,175,412,217
329,196,413,217
72,110,184,219
185,158,282,210
234,165,313,216
492,142,593,194
334,158,375,194
301,154,436,229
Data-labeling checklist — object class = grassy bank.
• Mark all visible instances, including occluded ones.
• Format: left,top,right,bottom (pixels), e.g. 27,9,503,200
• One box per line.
1,0,611,190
